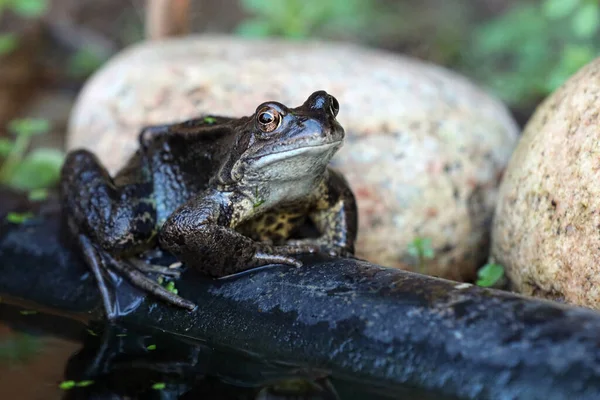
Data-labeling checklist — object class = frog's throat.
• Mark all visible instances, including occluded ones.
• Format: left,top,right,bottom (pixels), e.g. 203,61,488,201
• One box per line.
249,141,342,169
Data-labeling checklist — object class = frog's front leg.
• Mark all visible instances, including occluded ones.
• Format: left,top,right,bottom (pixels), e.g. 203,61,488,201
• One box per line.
288,168,358,257
60,150,195,318
159,194,311,277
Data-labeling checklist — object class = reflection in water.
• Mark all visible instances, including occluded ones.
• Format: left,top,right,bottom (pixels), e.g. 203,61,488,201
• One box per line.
0,307,82,400
0,303,419,400
61,322,340,400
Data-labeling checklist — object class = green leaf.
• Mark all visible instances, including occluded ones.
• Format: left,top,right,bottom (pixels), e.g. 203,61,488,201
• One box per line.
407,237,435,259
146,344,156,350
7,148,65,190
28,188,48,201
19,310,37,315
86,329,97,337
0,138,14,158
75,380,94,387
571,2,600,38
476,263,505,287
542,0,580,20
164,281,178,294
152,382,166,390
8,118,50,137
10,0,49,18
59,380,76,390
203,116,217,124
0,33,18,55
6,212,34,224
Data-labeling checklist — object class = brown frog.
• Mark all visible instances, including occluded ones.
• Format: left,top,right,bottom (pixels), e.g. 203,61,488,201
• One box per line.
60,90,358,319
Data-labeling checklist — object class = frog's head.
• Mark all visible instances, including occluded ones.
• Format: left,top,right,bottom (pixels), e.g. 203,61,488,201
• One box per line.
216,91,344,193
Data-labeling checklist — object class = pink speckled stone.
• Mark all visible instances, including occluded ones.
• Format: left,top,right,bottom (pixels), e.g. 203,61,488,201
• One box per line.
67,35,518,281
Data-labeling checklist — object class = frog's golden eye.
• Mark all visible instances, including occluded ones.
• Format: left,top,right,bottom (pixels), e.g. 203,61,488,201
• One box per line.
256,107,281,133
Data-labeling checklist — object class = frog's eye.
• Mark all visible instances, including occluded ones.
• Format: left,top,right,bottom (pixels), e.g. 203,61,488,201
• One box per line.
256,107,281,134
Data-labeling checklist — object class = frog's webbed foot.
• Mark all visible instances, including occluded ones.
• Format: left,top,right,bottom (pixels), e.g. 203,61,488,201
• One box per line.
104,252,196,312
77,234,196,320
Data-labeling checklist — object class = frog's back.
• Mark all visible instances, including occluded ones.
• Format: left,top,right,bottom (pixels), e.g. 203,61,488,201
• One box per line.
137,116,239,224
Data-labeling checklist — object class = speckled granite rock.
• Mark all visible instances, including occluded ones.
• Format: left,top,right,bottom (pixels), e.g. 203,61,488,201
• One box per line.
67,35,518,281
492,58,600,307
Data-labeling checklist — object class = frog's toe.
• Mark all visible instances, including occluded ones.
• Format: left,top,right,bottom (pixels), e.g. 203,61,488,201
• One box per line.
128,258,181,277
323,246,353,258
253,252,303,268
104,254,196,311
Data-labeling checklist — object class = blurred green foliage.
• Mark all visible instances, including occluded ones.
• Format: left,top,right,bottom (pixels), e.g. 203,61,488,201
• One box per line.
0,0,47,18
0,333,42,366
462,0,600,107
476,263,505,288
236,0,378,39
68,48,107,78
407,237,435,273
0,0,48,55
0,118,65,193
236,0,599,110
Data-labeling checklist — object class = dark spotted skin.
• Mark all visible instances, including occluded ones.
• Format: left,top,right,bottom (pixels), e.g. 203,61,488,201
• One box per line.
61,91,358,319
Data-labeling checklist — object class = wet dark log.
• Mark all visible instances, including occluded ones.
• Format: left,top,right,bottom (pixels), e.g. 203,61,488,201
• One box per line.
2,192,600,400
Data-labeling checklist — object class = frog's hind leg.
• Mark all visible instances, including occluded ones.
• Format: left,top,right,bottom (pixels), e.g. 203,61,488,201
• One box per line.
61,149,195,318
77,232,195,317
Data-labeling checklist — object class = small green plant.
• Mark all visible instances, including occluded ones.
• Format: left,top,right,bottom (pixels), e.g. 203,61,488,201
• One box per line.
164,280,178,295
462,0,600,108
407,237,435,273
476,263,505,287
0,118,65,193
5,211,34,223
59,380,95,390
236,0,378,39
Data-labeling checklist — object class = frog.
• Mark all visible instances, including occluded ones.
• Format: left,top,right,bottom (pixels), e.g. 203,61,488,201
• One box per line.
60,90,358,319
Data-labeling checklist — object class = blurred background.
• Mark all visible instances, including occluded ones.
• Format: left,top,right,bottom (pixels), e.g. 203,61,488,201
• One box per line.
1,0,598,191
3,0,600,130
1,1,599,397
2,0,600,191
1,0,599,391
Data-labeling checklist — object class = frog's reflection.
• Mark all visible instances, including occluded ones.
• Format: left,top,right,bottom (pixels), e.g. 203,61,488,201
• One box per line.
61,322,339,400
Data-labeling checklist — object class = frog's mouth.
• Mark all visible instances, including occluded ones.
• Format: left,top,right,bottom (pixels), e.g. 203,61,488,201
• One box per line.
250,140,343,169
